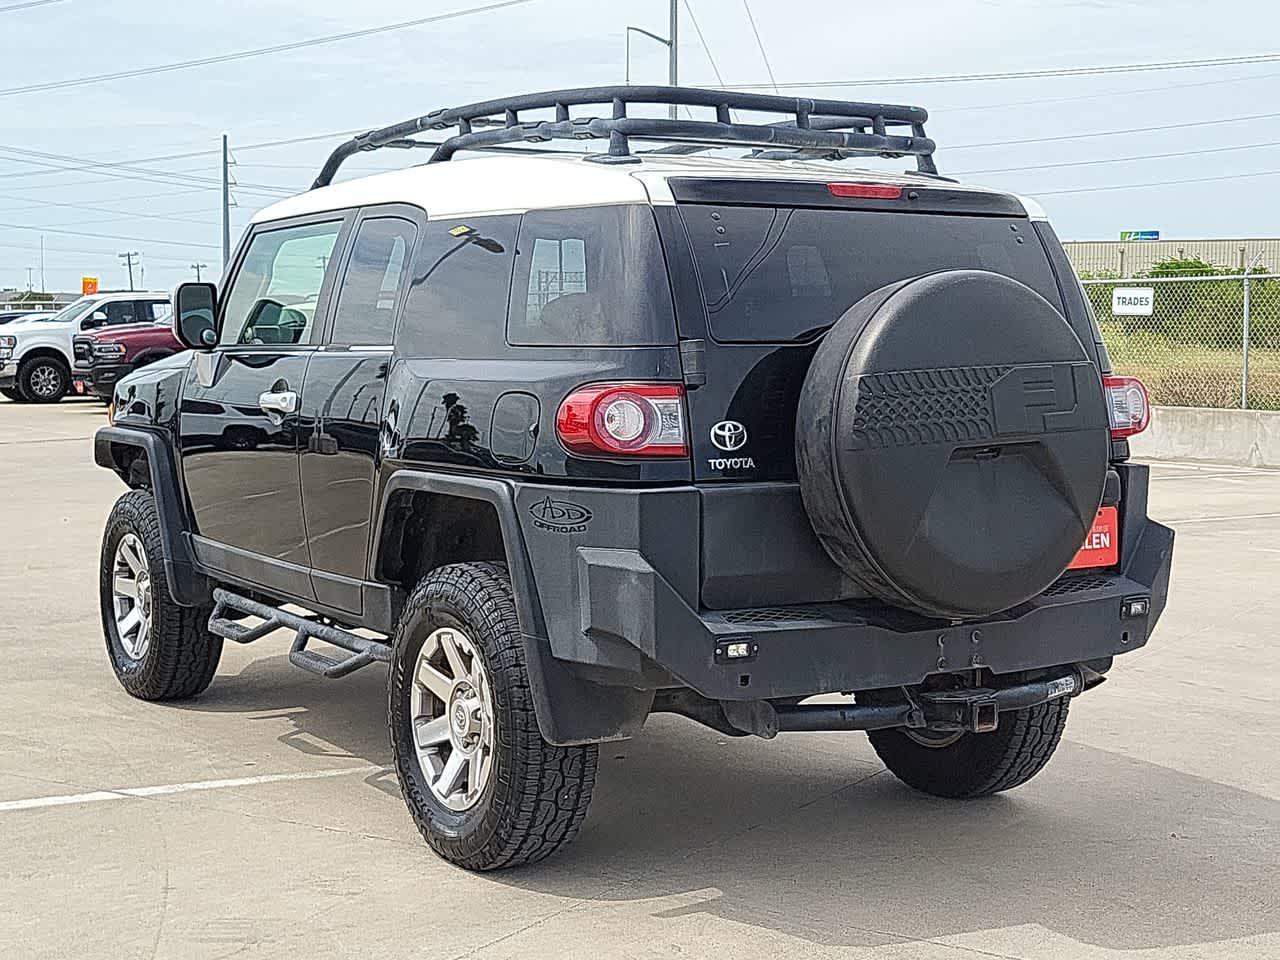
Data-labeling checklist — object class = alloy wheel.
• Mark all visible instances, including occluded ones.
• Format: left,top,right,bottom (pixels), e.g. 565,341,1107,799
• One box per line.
409,627,496,812
111,533,152,660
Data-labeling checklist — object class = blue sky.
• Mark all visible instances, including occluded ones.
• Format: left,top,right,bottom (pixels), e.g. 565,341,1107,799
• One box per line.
2,0,1278,292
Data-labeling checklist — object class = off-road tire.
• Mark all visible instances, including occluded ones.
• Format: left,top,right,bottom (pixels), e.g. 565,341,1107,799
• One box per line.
389,561,597,870
17,355,69,403
0,387,27,402
100,490,222,700
867,697,1069,798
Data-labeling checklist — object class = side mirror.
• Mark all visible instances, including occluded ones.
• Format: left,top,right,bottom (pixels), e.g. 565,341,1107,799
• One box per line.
82,311,108,330
173,282,218,350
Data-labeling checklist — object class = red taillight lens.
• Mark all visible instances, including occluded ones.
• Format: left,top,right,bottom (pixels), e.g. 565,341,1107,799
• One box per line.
1103,375,1150,438
557,383,688,457
828,183,902,199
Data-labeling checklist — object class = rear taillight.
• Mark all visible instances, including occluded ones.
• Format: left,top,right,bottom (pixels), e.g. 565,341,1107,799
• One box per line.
1103,375,1150,438
556,383,687,457
828,183,902,199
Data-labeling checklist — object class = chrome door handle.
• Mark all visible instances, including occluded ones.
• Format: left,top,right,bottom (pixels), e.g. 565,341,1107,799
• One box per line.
258,390,298,416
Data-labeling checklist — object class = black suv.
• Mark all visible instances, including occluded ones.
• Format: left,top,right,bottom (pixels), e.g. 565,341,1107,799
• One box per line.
94,87,1173,871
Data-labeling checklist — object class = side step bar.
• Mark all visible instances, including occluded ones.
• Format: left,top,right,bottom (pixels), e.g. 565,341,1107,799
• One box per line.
208,588,391,679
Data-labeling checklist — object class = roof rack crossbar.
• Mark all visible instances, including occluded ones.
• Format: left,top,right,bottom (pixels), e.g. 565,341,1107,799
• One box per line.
311,85,937,188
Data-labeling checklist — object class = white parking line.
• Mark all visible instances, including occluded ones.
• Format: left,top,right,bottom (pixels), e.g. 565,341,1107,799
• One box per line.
1165,512,1280,525
0,765,384,813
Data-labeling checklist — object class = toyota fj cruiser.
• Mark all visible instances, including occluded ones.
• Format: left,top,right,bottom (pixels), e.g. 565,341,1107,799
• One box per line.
94,87,1173,871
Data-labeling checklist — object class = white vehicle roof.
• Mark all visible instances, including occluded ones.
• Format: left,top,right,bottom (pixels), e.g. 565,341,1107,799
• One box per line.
252,152,1046,225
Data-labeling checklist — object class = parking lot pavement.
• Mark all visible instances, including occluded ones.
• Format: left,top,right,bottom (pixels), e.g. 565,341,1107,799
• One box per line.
1,398,1277,960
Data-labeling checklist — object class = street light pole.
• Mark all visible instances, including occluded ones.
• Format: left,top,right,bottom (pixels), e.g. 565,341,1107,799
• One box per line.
625,0,678,119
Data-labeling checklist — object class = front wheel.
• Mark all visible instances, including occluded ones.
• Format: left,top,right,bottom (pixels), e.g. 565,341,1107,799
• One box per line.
100,490,222,700
388,561,597,870
867,698,1069,799
17,355,69,402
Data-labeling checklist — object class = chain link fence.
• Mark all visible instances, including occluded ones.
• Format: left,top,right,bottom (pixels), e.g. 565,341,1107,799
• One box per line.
1081,274,1280,410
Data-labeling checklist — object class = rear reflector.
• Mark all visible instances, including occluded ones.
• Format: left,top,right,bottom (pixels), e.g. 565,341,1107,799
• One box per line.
1102,375,1151,439
557,383,688,457
828,183,903,199
1068,506,1119,570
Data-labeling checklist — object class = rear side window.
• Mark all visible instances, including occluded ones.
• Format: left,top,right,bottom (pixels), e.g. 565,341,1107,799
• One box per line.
329,217,416,346
679,205,1062,343
396,216,518,359
507,204,675,346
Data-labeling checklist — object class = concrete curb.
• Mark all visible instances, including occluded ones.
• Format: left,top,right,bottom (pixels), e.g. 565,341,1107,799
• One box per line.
1129,405,1280,468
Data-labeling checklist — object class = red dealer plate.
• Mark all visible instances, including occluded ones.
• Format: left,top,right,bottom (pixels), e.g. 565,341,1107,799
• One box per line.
1068,506,1119,570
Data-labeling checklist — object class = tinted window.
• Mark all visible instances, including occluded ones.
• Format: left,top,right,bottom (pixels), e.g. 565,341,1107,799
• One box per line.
330,217,416,346
679,206,1062,342
508,204,675,346
137,300,169,323
102,301,137,326
220,219,342,346
396,216,518,359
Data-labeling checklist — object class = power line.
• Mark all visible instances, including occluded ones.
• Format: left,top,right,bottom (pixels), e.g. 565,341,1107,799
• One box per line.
740,1,778,95
682,0,728,87
0,0,536,98
720,51,1280,90
0,191,217,226
0,220,220,250
1036,168,1280,196
0,0,65,12
955,141,1280,177
950,110,1280,152
0,239,204,265
941,69,1280,115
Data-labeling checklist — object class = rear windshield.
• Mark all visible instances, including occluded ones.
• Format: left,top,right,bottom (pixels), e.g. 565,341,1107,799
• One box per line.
679,205,1062,343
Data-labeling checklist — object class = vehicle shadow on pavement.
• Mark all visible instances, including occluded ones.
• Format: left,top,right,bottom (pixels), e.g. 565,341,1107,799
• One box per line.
172,653,397,792
173,664,1278,952
499,716,1280,953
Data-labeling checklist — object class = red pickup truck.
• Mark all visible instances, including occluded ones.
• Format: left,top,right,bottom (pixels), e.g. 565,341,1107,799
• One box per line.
72,322,183,400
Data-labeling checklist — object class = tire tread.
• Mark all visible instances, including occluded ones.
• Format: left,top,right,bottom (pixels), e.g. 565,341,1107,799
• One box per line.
390,561,597,870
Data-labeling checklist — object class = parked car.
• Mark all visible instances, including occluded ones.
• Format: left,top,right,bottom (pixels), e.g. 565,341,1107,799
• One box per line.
0,292,169,402
72,319,183,401
0,309,45,326
93,86,1173,871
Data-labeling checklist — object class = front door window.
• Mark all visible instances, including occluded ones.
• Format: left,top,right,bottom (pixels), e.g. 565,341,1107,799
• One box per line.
220,220,342,347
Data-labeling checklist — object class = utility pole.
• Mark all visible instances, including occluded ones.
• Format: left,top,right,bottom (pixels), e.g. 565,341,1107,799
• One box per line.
118,251,139,291
221,133,232,270
668,0,678,115
191,262,208,281
39,235,45,292
25,266,34,291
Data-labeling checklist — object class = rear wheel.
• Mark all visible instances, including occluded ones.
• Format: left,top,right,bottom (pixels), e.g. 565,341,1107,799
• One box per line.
17,355,69,403
867,698,1069,798
388,561,597,870
100,490,222,700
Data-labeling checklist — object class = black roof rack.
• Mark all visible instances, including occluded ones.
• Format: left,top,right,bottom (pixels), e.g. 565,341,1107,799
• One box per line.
311,85,936,189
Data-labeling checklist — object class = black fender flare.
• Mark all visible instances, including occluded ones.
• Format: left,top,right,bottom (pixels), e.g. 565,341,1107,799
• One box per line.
94,425,210,606
373,470,652,746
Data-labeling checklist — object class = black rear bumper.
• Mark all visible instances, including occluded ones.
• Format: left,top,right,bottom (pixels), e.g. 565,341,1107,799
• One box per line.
514,463,1173,703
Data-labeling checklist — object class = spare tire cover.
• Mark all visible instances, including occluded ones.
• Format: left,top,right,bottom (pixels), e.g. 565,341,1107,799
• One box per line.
796,269,1110,619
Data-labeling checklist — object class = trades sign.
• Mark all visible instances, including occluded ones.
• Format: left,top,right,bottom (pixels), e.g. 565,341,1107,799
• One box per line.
1111,286,1154,316
1119,230,1160,241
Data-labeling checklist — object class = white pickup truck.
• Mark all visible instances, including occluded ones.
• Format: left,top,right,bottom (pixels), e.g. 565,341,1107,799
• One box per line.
0,292,169,403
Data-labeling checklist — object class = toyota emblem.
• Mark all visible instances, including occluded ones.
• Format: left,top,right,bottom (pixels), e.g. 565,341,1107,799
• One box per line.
710,420,747,452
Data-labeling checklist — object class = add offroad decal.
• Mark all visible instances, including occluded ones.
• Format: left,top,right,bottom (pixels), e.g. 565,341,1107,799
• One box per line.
528,496,592,534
